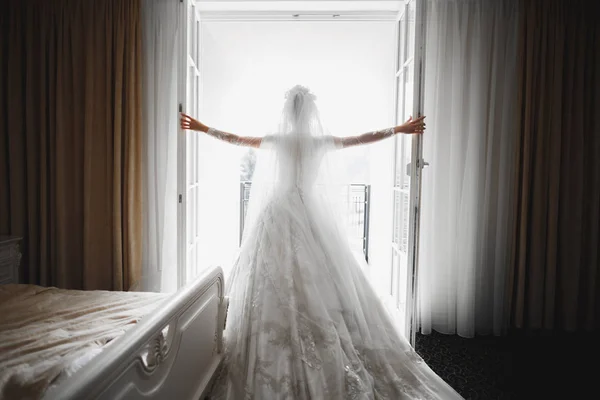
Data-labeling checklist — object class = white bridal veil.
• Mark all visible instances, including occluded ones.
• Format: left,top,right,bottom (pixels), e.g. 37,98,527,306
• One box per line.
212,86,464,399
239,85,351,253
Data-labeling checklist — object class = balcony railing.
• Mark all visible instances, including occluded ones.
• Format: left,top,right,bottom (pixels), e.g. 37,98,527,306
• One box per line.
239,182,370,261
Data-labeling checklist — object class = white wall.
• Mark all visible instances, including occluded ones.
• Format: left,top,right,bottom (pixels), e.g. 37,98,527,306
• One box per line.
199,20,395,278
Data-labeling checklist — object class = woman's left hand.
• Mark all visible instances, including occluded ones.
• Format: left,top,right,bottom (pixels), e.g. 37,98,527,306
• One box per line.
396,115,426,134
180,113,208,132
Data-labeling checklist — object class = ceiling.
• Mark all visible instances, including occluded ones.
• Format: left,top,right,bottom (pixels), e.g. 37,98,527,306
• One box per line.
195,1,402,13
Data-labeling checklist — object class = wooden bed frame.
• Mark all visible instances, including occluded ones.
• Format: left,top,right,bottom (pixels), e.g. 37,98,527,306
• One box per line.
44,266,228,400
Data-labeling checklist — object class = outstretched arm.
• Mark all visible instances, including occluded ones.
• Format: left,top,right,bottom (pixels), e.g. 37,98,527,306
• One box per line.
333,116,426,148
180,113,262,148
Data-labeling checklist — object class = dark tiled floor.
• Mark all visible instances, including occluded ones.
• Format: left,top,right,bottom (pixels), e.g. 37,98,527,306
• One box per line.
415,330,599,399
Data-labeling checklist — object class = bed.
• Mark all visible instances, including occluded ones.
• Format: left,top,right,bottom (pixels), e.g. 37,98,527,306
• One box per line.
0,266,228,400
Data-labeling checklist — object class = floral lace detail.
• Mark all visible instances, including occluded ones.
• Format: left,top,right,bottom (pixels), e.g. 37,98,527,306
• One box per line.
344,365,367,400
206,127,259,146
207,184,463,400
339,127,396,148
207,127,235,143
367,127,395,137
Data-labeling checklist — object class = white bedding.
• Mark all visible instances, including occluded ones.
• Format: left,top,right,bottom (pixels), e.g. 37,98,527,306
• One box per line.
0,284,168,400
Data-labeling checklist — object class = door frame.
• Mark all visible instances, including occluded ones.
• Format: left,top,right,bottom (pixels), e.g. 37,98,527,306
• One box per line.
177,0,203,289
177,3,399,289
408,0,427,347
176,3,427,332
390,0,427,346
177,0,188,290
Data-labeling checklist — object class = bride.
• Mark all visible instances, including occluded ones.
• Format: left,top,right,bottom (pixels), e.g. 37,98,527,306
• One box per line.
180,85,462,399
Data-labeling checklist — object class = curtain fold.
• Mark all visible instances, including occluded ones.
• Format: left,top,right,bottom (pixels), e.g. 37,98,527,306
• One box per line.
418,0,520,337
135,0,179,293
508,0,600,332
0,0,143,290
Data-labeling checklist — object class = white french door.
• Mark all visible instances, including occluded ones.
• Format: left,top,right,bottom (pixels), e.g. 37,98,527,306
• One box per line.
390,0,426,346
178,0,202,288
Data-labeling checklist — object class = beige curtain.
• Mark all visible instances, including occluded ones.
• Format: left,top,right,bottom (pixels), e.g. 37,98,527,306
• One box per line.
0,0,142,291
508,0,600,331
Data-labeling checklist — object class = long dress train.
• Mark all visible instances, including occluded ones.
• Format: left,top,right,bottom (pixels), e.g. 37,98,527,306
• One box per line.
208,166,462,399
209,86,463,399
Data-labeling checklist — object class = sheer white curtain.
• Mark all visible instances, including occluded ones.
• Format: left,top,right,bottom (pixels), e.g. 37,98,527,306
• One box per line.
137,0,179,293
418,0,519,337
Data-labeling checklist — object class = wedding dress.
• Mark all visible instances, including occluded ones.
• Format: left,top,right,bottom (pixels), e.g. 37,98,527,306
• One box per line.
209,86,463,399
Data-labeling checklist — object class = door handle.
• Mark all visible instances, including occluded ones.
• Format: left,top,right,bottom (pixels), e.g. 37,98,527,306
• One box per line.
406,160,429,176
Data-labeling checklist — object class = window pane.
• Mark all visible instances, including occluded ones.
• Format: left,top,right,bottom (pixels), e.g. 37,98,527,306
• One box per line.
393,189,410,253
398,252,407,308
401,190,409,252
407,1,416,60
196,19,201,67
186,189,192,245
397,12,406,70
192,7,197,64
392,250,399,300
395,139,411,190
393,191,401,245
394,140,402,187
187,4,193,59
186,135,192,186
396,75,404,125
192,242,197,280
403,62,414,123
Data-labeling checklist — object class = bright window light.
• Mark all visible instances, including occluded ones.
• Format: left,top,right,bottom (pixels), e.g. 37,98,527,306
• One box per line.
198,20,395,278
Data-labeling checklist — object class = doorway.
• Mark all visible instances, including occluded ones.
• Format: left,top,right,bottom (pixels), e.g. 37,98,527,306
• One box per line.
178,0,426,344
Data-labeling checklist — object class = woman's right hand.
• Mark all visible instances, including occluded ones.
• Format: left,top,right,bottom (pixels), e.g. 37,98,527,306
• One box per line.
396,115,426,134
180,113,208,132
